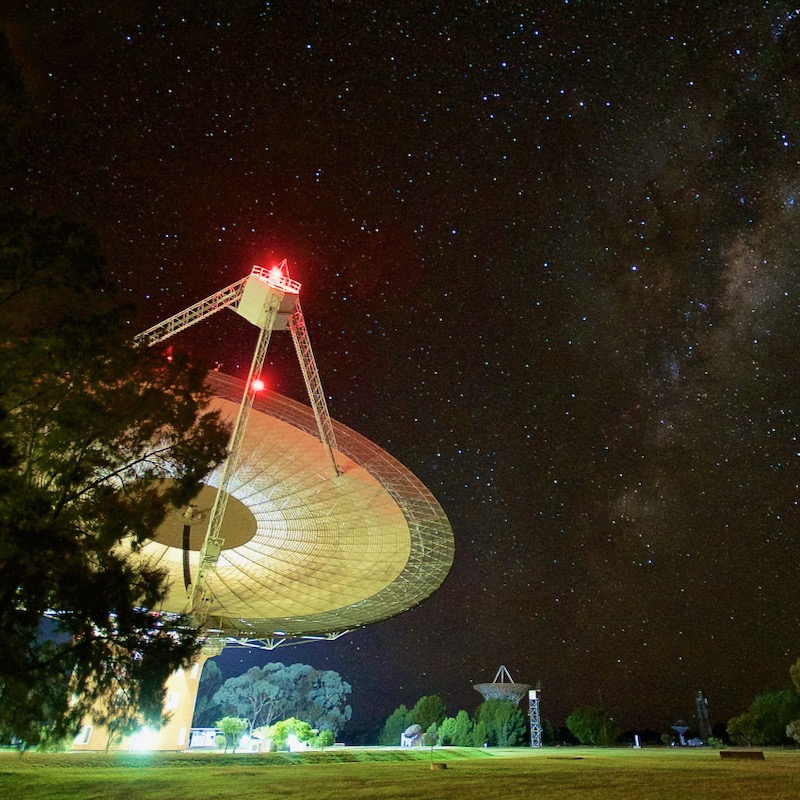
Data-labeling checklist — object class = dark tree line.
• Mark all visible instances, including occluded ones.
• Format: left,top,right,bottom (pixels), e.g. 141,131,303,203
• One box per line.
727,658,800,747
379,694,529,747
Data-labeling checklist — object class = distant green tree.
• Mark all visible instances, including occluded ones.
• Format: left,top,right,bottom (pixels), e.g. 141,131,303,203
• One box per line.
780,659,800,745
566,706,621,746
211,662,351,736
212,665,285,735
261,717,315,750
294,664,352,734
34,728,72,752
727,712,759,747
452,709,474,746
192,660,224,727
315,729,335,750
750,690,800,744
437,716,457,745
476,699,528,746
791,659,800,693
424,722,439,747
0,209,230,746
472,720,489,747
411,695,447,731
215,717,248,753
379,703,412,745
728,690,800,746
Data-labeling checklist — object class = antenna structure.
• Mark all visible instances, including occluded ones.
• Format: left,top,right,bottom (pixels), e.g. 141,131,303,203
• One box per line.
473,665,530,705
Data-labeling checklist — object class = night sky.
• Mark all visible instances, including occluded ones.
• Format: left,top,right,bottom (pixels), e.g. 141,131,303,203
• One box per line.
5,1,800,739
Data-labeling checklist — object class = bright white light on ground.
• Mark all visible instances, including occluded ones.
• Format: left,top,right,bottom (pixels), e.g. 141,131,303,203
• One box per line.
128,727,158,751
287,733,308,752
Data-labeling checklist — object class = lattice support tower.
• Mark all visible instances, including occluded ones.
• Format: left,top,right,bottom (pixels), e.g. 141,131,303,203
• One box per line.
188,293,281,617
135,261,340,624
289,303,341,476
529,689,543,748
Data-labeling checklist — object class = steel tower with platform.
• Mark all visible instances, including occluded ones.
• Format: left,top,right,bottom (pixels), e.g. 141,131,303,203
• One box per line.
528,688,543,748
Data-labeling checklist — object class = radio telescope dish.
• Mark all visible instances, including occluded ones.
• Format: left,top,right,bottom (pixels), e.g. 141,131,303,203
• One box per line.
139,371,453,639
75,262,453,753
474,665,530,705
128,263,453,644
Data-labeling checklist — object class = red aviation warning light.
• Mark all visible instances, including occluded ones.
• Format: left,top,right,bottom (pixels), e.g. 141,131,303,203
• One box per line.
251,259,301,295
251,377,266,392
237,260,301,330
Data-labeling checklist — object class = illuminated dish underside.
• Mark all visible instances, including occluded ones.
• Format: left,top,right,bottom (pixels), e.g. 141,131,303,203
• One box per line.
141,372,454,637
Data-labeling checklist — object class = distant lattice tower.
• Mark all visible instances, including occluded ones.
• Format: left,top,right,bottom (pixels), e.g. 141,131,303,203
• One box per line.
529,687,543,748
473,665,530,705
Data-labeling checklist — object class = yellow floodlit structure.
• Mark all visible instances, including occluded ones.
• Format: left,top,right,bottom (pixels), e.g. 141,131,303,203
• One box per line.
145,370,454,641
73,262,453,751
133,261,453,643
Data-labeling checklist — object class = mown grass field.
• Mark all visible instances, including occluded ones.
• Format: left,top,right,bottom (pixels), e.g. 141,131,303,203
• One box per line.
2,746,799,800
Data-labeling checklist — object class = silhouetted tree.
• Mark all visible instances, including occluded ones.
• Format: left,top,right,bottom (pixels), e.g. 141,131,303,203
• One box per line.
0,209,229,745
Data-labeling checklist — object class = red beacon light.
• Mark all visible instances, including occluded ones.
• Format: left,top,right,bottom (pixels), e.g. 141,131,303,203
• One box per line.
251,378,266,393
251,259,301,295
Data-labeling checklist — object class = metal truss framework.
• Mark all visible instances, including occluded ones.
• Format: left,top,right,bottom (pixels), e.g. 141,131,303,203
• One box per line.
289,303,340,477
189,295,281,616
137,264,340,623
135,262,454,642
529,689,543,748
134,278,248,348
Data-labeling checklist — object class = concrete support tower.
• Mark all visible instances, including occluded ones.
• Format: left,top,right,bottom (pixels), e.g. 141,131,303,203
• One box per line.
529,688,543,748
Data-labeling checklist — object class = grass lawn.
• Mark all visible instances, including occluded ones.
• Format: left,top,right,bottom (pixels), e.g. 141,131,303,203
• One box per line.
2,746,799,800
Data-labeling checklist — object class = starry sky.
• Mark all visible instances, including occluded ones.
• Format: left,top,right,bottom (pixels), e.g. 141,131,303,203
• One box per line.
4,1,800,740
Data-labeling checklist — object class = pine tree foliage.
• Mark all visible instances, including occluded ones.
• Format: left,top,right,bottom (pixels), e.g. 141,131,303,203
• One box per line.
0,209,230,745
475,698,528,746
379,703,412,745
